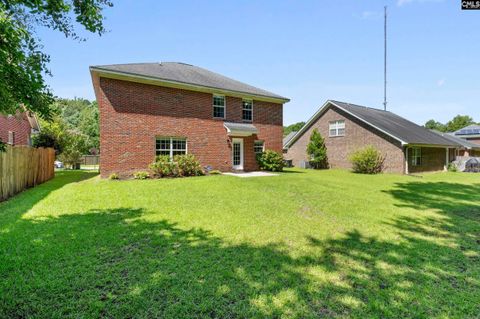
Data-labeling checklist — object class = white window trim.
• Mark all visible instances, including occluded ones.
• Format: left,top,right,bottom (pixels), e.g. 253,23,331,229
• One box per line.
242,99,253,122
155,137,188,159
7,131,14,145
254,140,265,154
329,120,345,137
213,94,226,119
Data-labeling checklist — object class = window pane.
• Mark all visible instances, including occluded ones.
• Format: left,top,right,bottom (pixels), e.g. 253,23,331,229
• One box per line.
213,106,225,118
156,150,170,156
243,109,252,121
254,141,264,154
242,100,252,109
213,95,225,106
329,129,337,136
337,120,345,129
337,128,345,136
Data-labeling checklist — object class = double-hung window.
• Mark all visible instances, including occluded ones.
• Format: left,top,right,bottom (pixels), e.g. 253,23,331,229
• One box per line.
242,100,253,122
254,140,264,154
213,95,225,118
156,137,187,158
329,120,345,137
411,147,421,166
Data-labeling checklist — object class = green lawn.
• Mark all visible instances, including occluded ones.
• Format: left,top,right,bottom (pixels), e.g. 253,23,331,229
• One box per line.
0,169,479,318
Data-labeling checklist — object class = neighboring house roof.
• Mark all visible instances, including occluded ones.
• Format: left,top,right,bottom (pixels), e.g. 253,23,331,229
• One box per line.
223,122,258,136
284,100,458,149
283,131,297,147
90,62,289,103
432,131,480,150
453,124,480,137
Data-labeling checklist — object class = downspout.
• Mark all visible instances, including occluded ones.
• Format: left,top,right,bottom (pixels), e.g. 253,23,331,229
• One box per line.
444,147,448,171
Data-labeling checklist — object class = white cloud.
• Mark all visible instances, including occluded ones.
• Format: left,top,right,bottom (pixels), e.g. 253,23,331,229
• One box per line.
437,78,446,87
360,11,382,19
397,0,444,7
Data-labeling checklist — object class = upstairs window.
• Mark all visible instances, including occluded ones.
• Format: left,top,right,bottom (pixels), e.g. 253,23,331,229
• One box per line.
329,120,345,137
411,147,421,166
7,131,14,145
242,100,253,122
254,140,264,154
156,137,187,158
213,95,225,119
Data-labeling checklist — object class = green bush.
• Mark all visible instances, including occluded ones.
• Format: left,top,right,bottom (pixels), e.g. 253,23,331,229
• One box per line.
349,146,385,174
109,173,119,180
257,150,284,172
175,154,204,177
133,171,150,180
149,154,204,178
209,170,222,175
447,163,458,172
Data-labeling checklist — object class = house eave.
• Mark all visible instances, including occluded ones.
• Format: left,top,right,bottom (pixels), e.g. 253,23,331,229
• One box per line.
90,67,290,104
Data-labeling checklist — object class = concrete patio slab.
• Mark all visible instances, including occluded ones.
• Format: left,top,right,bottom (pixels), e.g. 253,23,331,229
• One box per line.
223,171,279,178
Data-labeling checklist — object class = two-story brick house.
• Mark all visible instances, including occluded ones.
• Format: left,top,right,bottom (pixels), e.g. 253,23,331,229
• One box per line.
90,62,289,177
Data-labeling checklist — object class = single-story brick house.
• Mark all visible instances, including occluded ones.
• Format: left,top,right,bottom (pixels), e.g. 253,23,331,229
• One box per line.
431,130,480,157
452,124,480,146
0,110,40,146
90,62,289,177
283,100,460,174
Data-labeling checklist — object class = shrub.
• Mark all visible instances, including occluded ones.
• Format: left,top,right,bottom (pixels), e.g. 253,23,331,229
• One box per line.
149,154,204,178
307,128,328,169
174,154,205,177
349,146,385,174
257,150,284,172
447,163,458,172
133,171,150,180
109,173,119,180
209,170,222,175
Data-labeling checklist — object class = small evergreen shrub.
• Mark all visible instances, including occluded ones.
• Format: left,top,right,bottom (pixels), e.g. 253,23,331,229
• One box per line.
149,154,204,178
109,173,119,180
133,171,150,180
349,146,385,174
306,128,328,169
257,150,284,172
209,170,222,175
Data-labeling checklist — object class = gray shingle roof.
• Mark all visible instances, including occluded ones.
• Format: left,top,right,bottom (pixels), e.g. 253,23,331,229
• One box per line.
285,100,459,148
431,131,480,149
223,122,258,136
90,62,288,102
283,131,297,147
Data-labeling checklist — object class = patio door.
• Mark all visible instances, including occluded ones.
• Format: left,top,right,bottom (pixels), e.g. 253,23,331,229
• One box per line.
232,138,244,170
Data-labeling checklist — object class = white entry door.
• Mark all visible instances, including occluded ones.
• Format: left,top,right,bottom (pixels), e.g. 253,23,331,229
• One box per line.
232,138,244,170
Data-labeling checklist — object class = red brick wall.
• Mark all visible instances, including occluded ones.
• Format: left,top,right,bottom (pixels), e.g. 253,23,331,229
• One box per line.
92,75,283,177
407,147,448,173
466,137,480,145
285,106,405,174
0,112,32,146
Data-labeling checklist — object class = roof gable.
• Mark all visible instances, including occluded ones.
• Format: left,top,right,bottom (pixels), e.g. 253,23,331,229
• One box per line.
284,100,458,148
90,62,289,103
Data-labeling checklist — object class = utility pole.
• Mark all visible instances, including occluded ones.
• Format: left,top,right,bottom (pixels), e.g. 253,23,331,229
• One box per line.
383,6,388,111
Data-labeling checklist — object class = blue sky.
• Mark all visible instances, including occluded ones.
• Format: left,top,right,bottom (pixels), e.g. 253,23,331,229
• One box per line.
39,0,479,125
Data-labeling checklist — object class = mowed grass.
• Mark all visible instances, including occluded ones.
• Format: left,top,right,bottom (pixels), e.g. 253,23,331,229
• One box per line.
0,169,479,318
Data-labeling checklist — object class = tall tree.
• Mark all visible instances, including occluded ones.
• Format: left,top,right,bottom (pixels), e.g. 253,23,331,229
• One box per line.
0,0,112,148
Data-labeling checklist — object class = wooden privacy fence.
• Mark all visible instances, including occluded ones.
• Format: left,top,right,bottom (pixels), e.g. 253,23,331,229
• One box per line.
0,145,55,201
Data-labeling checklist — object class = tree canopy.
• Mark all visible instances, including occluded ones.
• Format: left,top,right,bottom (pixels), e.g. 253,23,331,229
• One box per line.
424,115,477,133
284,121,305,137
0,0,112,119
